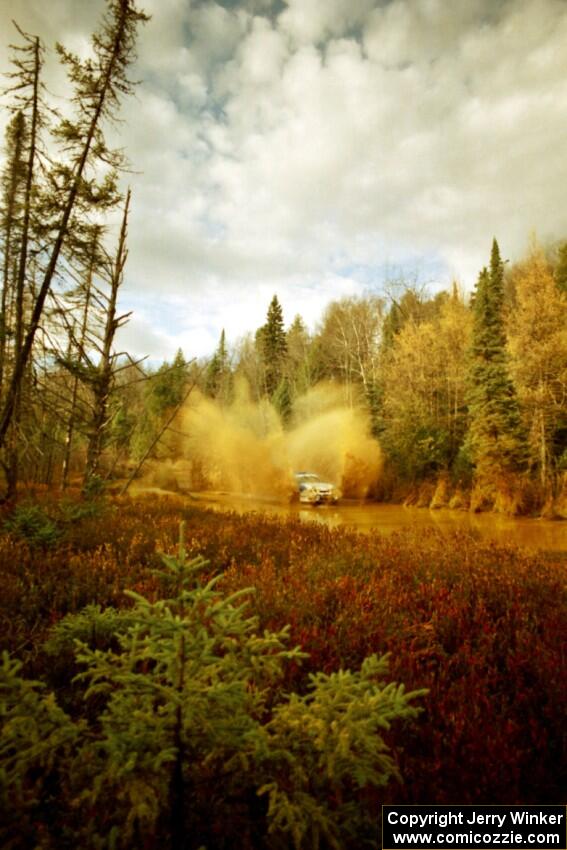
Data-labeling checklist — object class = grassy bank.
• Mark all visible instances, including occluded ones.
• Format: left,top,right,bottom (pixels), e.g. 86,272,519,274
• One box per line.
1,494,565,813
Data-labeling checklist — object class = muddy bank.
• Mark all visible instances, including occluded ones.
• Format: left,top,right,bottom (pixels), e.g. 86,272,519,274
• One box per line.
395,471,567,520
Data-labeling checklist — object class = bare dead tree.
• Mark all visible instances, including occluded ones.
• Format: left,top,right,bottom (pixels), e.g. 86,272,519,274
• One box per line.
83,190,132,489
61,227,100,489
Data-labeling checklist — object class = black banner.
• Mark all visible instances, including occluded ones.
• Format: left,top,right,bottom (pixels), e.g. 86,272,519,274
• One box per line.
382,805,566,850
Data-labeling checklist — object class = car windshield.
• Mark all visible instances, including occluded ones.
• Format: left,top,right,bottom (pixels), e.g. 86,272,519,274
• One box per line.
295,473,321,483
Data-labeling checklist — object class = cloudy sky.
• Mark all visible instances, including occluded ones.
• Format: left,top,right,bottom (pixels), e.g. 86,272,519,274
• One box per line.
1,0,566,361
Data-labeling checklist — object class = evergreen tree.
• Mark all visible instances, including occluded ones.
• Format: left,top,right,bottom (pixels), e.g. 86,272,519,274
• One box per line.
380,301,403,352
204,329,231,402
257,295,287,397
150,349,187,414
272,376,292,425
285,313,312,397
130,349,188,463
467,240,526,478
0,524,425,849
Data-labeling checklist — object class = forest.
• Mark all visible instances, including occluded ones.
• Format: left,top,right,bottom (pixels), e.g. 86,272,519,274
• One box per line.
1,5,566,513
0,2,566,849
0,0,566,513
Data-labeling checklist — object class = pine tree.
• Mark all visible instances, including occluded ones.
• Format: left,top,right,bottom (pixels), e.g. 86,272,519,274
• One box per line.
381,301,403,352
0,523,424,848
149,349,187,416
0,654,79,845
285,313,313,397
128,349,189,467
257,295,287,397
467,239,526,478
205,329,230,400
272,376,292,425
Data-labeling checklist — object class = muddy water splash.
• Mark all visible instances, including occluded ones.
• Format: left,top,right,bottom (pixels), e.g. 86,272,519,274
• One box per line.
147,381,382,499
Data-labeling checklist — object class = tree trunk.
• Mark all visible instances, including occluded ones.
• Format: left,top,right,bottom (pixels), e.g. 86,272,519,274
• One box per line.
0,112,26,397
84,192,130,488
169,632,187,850
62,234,97,489
5,38,40,500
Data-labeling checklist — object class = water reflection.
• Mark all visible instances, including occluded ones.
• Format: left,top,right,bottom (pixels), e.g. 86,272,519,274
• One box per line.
195,494,567,553
306,503,567,552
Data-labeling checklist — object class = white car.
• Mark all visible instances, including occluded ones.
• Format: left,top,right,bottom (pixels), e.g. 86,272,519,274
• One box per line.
294,472,341,505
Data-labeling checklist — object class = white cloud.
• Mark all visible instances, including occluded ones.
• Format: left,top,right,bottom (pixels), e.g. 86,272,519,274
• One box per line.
1,0,567,358
278,0,376,45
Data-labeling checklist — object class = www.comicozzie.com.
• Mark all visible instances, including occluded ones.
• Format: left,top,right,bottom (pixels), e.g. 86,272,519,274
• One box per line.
382,806,567,849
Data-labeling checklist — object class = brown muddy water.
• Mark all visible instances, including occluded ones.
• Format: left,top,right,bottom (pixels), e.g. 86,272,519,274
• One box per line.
164,490,567,554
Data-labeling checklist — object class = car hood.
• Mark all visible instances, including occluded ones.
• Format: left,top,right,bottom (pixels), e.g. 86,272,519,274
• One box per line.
302,480,336,490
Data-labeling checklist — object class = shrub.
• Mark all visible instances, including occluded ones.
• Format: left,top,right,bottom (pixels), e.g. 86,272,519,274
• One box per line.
0,653,80,848
0,496,564,806
82,474,106,501
57,497,106,524
3,504,62,548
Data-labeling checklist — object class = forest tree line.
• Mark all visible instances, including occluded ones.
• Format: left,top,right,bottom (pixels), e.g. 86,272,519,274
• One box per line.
0,4,566,513
196,238,567,514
